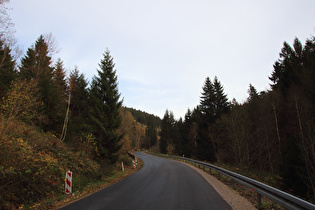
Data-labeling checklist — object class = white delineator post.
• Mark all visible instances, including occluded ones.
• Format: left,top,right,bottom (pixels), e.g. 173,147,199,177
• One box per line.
132,160,136,169
121,162,125,172
65,171,72,195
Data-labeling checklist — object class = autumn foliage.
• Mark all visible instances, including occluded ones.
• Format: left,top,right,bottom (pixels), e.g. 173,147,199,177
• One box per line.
0,3,156,208
0,91,148,208
0,61,151,208
0,115,100,207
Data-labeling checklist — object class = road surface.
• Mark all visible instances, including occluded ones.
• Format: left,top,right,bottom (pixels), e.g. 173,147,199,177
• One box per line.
60,152,231,210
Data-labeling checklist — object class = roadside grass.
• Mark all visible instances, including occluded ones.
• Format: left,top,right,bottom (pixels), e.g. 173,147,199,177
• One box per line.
19,156,143,209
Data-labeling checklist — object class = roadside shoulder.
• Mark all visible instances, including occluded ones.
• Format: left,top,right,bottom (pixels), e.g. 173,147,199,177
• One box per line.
179,161,256,210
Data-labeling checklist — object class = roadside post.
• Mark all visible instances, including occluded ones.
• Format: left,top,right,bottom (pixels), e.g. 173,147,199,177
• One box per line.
65,171,72,195
133,160,136,169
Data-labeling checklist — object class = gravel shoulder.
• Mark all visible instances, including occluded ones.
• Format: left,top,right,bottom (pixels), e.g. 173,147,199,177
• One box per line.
178,161,257,210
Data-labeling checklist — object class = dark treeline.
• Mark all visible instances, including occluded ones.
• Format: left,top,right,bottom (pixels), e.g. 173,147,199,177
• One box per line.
126,107,161,126
159,35,315,201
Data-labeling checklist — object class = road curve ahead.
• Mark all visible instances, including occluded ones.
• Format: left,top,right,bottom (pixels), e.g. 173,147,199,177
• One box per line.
60,152,231,210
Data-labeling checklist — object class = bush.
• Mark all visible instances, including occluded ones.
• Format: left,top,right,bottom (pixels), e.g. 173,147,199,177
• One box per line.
118,155,133,167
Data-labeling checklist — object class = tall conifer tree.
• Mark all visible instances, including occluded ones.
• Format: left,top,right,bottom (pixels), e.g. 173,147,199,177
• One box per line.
52,58,68,135
197,77,216,161
269,37,312,199
19,35,63,132
68,67,91,139
0,40,16,101
200,77,215,122
53,58,67,102
145,116,158,148
213,76,229,118
160,110,170,154
159,110,176,154
90,49,123,163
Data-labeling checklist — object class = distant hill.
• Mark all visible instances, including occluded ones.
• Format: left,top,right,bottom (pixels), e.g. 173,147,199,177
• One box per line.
124,107,161,126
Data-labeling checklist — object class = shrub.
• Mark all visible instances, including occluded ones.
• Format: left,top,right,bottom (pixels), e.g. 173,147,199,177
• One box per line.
118,155,133,167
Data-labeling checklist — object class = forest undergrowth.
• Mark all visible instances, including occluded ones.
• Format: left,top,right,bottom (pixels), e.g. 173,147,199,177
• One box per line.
0,115,140,209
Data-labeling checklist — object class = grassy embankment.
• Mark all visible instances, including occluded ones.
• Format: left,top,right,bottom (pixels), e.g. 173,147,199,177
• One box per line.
0,116,142,209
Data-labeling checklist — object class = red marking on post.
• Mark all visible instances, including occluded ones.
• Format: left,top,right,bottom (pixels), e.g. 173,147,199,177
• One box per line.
65,171,72,194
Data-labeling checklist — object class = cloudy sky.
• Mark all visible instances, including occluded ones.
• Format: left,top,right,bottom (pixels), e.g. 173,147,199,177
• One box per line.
8,0,315,118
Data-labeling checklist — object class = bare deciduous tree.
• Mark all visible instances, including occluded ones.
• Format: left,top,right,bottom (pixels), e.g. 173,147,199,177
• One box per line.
43,32,61,59
0,0,22,60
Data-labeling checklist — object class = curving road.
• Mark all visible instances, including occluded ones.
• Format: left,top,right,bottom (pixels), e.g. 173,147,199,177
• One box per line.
60,152,231,210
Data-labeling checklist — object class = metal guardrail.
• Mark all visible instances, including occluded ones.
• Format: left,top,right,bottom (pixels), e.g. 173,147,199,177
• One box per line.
128,151,136,159
150,153,315,210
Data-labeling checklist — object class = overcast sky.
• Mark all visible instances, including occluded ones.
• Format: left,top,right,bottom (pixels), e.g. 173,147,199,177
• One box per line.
9,0,315,118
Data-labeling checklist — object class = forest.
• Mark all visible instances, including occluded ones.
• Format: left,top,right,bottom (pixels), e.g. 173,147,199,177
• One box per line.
0,0,314,207
158,35,315,202
0,34,158,208
0,1,159,207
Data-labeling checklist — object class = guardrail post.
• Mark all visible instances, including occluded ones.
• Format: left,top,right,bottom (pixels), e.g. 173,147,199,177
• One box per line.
218,172,221,180
209,168,212,175
257,193,262,208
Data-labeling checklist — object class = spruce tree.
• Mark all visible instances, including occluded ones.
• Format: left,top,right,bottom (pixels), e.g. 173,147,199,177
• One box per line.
200,77,215,123
19,35,53,80
19,35,63,132
0,40,16,101
159,110,176,154
159,110,170,154
197,77,216,161
304,36,315,104
181,108,192,156
68,67,91,139
268,37,313,199
197,76,228,162
53,58,68,135
145,116,157,148
53,58,67,102
269,38,303,94
213,76,229,118
90,49,123,163
208,76,229,162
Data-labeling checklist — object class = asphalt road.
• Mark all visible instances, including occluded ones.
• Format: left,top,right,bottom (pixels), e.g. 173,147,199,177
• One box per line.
60,152,231,210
